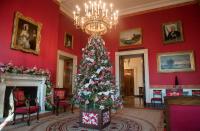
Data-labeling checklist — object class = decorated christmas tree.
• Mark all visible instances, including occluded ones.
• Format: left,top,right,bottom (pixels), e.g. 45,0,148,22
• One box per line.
72,36,122,110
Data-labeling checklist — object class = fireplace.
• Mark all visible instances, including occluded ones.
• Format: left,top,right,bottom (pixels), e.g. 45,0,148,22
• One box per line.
0,73,47,118
4,86,38,117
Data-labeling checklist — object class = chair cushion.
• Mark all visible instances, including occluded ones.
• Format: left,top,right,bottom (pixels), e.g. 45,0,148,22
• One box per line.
55,90,65,100
58,100,69,106
15,106,39,113
153,90,162,95
151,98,162,101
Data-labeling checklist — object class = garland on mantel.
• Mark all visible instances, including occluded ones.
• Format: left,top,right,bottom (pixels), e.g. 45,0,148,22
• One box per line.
0,62,53,110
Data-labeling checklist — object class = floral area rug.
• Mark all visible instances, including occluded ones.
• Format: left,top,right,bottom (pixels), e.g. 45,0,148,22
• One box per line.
3,109,160,131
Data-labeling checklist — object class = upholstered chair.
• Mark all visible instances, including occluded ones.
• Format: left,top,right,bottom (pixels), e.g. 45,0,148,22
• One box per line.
53,88,73,115
13,88,40,125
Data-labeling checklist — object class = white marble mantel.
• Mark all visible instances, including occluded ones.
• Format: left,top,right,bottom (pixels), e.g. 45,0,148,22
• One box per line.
0,73,47,118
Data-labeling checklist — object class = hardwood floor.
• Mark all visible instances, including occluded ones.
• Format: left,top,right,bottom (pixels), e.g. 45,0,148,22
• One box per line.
123,96,144,108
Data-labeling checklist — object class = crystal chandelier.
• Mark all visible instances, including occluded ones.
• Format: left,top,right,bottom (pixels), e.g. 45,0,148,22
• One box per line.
73,0,119,36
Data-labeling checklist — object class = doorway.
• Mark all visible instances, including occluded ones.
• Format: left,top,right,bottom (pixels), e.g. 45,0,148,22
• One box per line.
120,54,144,108
115,49,150,108
57,50,77,96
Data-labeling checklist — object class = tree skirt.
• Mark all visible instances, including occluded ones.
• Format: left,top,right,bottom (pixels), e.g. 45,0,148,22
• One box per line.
3,112,156,131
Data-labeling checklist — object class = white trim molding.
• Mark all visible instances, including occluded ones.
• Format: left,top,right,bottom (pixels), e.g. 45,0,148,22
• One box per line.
115,49,151,103
56,50,77,92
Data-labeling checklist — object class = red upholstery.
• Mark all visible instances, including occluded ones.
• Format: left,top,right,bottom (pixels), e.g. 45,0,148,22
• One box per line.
55,90,65,100
13,90,26,106
192,90,200,96
166,88,183,96
169,105,200,131
151,98,162,101
15,106,39,113
13,88,40,125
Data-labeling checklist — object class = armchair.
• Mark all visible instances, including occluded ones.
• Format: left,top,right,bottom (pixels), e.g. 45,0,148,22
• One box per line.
13,88,40,126
53,88,73,115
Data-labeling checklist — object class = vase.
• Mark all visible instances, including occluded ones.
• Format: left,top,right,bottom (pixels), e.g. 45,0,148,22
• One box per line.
79,107,111,129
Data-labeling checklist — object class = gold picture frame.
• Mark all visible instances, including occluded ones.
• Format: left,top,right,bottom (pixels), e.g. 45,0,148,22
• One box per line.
162,21,184,44
157,51,195,73
11,11,42,55
119,28,142,50
64,33,73,48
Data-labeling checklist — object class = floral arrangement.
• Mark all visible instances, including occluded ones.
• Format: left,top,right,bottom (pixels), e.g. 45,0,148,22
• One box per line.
0,61,53,110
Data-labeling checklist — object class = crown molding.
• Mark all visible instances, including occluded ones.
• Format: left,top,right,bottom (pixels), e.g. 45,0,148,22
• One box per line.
119,0,195,16
57,0,195,18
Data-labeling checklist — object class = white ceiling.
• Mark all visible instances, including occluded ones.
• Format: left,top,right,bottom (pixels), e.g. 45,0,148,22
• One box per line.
57,0,195,18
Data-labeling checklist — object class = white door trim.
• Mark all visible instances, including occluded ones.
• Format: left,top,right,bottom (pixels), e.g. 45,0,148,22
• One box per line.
115,49,151,103
57,50,77,93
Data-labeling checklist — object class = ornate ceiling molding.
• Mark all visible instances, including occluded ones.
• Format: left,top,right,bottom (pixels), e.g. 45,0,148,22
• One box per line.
56,0,195,18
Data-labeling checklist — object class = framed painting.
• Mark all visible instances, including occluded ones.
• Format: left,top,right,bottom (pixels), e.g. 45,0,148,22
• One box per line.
119,28,142,49
162,21,184,44
64,33,73,48
11,12,42,55
157,51,195,73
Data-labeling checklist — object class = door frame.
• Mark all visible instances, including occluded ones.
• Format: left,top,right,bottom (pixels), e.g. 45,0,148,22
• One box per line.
56,50,77,93
115,49,151,103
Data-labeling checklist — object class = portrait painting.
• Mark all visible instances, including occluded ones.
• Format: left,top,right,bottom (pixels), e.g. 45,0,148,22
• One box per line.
11,12,42,55
157,51,195,73
162,21,184,44
119,28,142,49
64,33,73,48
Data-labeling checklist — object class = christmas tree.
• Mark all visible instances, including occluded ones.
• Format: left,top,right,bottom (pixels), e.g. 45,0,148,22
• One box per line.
72,36,122,110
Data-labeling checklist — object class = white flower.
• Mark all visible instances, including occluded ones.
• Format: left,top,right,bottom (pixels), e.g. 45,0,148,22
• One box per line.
91,74,96,78
84,83,90,88
96,68,101,74
85,100,89,104
103,91,110,96
98,92,103,95
83,90,91,95
86,58,94,63
99,105,105,110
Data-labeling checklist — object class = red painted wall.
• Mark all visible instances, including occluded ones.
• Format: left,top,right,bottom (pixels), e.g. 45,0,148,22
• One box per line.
1,1,200,86
103,3,200,86
0,0,59,82
57,13,85,62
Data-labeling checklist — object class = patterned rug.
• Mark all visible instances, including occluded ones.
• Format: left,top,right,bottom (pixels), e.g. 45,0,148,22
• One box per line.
46,115,142,131
3,108,163,131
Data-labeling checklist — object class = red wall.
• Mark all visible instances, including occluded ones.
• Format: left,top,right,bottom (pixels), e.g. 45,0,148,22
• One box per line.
1,1,200,86
103,3,200,86
57,13,85,62
0,0,60,83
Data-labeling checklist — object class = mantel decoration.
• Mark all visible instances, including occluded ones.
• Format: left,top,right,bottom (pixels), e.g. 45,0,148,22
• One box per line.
0,62,53,110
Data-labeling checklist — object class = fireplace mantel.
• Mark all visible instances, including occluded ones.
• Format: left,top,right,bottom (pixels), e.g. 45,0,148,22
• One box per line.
0,73,47,118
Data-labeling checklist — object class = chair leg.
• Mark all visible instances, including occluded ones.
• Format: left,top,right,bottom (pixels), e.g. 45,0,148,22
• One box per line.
37,110,39,120
56,106,59,116
71,104,74,113
64,106,66,112
13,113,16,125
22,114,24,121
27,113,30,126
52,106,55,114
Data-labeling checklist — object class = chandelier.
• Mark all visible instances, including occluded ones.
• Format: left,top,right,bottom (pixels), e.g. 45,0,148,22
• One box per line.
73,0,119,36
